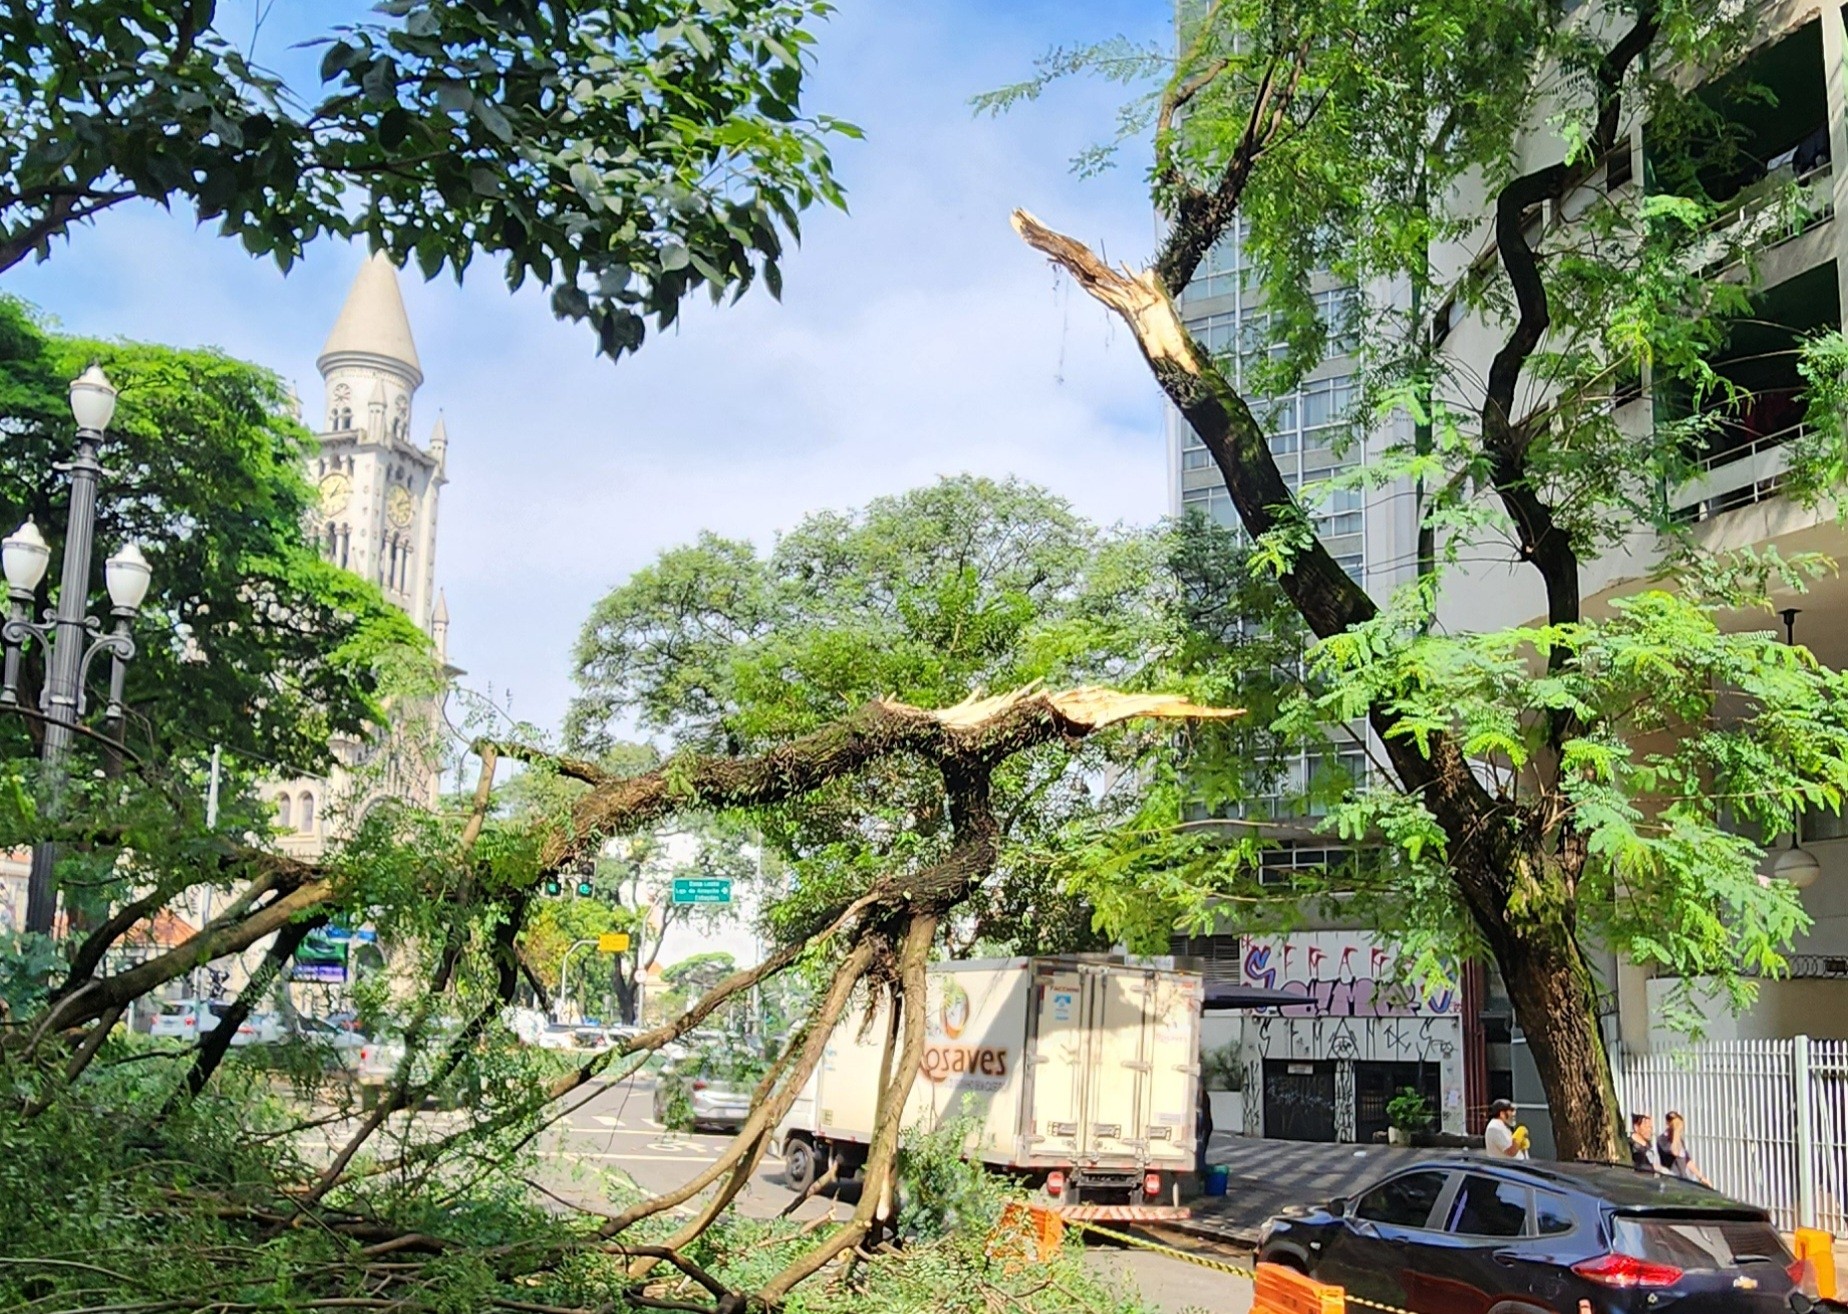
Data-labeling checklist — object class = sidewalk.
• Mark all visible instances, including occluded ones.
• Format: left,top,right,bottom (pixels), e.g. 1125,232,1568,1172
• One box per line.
1173,1133,1454,1245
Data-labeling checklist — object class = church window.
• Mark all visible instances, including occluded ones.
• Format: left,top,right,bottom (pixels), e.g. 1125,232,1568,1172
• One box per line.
325,522,338,557
299,792,316,832
277,794,292,828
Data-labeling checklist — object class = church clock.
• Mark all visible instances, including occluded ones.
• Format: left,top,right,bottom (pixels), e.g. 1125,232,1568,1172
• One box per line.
387,484,415,528
318,471,352,515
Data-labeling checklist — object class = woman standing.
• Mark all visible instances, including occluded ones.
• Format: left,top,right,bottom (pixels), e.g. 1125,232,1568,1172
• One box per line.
1656,1111,1712,1186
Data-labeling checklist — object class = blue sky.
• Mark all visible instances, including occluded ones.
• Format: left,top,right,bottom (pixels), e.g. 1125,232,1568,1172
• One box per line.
7,1,1174,739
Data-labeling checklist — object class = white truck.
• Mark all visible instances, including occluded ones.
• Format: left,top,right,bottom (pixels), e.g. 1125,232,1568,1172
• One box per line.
773,956,1203,1220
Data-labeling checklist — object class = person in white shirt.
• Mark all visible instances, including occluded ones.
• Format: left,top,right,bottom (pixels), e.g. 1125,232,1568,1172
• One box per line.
1484,1099,1528,1158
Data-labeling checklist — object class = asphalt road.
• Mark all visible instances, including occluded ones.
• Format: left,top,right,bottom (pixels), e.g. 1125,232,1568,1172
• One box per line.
534,1070,1254,1314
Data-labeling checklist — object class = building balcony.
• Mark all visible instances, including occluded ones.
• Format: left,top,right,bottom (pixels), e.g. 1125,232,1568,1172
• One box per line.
1669,419,1802,524
1688,158,1835,282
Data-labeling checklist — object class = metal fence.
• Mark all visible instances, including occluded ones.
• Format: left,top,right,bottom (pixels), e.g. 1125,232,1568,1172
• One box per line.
1616,1037,1848,1234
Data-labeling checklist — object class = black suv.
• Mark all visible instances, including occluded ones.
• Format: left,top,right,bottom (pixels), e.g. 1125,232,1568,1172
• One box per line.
1257,1156,1819,1314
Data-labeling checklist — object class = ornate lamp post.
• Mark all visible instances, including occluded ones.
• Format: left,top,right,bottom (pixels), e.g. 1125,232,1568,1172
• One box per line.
1,364,153,935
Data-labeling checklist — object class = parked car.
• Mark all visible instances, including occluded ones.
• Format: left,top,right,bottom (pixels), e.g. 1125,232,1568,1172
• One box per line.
288,1015,367,1068
353,1021,464,1109
535,1024,579,1052
224,1011,271,1046
652,1050,754,1132
1257,1156,1816,1314
150,999,231,1041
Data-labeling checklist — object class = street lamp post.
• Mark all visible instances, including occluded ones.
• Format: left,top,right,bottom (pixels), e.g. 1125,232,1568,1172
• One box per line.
557,938,599,1024
2,364,152,936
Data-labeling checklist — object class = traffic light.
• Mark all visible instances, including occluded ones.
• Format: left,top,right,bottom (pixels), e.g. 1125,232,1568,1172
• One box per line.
543,876,562,897
575,877,594,897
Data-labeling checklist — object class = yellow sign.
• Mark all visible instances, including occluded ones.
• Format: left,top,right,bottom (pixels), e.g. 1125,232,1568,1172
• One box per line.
597,932,631,953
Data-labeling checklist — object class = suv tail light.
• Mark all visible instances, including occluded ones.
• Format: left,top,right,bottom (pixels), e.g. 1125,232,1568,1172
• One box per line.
1572,1254,1684,1288
691,1079,709,1092
1045,1170,1065,1199
1143,1171,1162,1197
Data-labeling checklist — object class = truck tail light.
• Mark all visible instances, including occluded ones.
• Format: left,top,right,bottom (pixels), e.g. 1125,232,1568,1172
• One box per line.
1143,1171,1162,1198
1045,1170,1065,1199
1571,1254,1683,1288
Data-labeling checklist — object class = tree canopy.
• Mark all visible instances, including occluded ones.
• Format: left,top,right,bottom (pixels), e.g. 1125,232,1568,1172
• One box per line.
0,295,423,777
0,0,854,358
569,474,1179,954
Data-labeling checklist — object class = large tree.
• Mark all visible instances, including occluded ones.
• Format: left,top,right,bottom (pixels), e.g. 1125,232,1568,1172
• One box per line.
1004,0,1848,1159
568,475,1172,955
1,0,853,357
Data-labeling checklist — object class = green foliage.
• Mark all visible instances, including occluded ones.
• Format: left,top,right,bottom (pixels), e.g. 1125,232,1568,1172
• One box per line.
0,297,425,777
0,0,854,359
662,950,737,996
1387,1087,1433,1134
570,475,1175,955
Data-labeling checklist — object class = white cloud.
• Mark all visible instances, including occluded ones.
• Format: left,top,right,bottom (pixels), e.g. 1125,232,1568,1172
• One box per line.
5,0,1172,734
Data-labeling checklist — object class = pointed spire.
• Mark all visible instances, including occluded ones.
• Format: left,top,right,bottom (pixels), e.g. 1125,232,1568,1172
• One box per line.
317,251,423,388
428,412,448,452
431,588,450,661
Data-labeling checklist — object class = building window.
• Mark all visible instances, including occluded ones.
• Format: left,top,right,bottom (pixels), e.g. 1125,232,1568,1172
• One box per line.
277,794,292,828
299,793,316,833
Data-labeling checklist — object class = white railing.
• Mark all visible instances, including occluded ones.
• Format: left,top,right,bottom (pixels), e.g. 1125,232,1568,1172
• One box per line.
1616,1037,1848,1234
1669,422,1802,523
1688,161,1835,277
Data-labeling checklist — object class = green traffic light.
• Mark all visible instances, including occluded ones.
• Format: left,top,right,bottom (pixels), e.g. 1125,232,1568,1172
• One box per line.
575,879,594,897
544,877,561,897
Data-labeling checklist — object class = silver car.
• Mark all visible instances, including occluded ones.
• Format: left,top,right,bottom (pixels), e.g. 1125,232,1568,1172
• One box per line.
652,1053,753,1132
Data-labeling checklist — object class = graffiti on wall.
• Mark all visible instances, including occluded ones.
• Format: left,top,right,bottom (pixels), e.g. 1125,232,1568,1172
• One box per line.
1243,934,1457,1017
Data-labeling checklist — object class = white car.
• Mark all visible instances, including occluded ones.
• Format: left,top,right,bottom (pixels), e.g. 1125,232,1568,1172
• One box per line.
229,1011,285,1046
535,1024,579,1052
151,999,231,1041
288,1015,366,1066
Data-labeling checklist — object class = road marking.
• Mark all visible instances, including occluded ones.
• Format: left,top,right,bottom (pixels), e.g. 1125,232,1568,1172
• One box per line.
593,1114,625,1128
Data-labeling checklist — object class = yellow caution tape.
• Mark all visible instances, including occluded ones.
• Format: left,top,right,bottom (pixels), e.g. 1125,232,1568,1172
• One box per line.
1063,1218,1426,1314
1063,1218,1256,1277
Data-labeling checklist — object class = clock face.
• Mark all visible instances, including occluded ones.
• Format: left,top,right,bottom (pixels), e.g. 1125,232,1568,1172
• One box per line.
318,472,352,515
387,484,415,528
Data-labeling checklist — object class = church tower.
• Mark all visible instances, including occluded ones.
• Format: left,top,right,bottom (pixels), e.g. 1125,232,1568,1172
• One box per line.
269,254,451,858
310,252,446,637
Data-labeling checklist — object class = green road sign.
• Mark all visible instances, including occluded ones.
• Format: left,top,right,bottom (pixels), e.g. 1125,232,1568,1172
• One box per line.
671,877,733,905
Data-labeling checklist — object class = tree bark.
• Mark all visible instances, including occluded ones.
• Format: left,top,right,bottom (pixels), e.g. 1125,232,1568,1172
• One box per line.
1484,915,1620,1162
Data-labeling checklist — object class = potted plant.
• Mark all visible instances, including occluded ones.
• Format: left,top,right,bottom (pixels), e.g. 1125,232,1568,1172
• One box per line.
1386,1087,1433,1146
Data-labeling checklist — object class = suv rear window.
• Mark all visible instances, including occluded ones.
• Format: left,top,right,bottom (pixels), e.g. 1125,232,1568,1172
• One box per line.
1354,1171,1448,1229
1612,1217,1791,1271
158,1003,189,1017
1447,1175,1531,1237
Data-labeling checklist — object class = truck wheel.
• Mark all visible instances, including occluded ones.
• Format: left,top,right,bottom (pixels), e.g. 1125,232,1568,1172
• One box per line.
784,1137,818,1193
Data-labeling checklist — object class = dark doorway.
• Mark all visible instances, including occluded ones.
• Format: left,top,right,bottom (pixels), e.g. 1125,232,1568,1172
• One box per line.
1353,1061,1442,1144
1263,1059,1337,1142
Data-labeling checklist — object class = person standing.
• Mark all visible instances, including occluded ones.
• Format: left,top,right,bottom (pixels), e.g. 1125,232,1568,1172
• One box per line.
1631,1113,1665,1172
1656,1111,1712,1185
1484,1099,1528,1159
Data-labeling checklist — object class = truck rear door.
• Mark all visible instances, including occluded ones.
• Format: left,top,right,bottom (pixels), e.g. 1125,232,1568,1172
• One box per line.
1141,971,1201,1173
1081,967,1149,1165
1028,965,1088,1163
